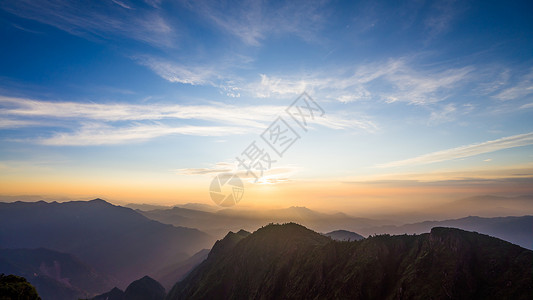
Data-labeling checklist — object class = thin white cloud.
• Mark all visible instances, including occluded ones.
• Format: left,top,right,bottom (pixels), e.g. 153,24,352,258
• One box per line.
428,104,456,124
0,95,375,145
238,166,298,185
423,0,465,38
493,69,533,101
111,0,132,10
178,161,299,185
136,54,472,108
186,0,328,46
378,132,533,168
38,123,249,146
0,96,373,131
176,162,237,175
520,102,533,110
135,56,218,85
1,0,174,47
0,118,43,129
247,59,473,105
428,103,466,125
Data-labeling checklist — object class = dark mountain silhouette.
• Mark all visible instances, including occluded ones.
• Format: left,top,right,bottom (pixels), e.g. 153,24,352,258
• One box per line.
92,287,124,300
153,249,210,291
168,223,533,300
124,276,165,300
0,248,111,300
361,215,533,249
0,274,41,300
324,229,363,241
0,199,214,287
92,276,165,300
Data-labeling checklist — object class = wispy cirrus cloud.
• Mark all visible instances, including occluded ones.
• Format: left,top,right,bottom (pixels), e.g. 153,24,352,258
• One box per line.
0,95,375,145
184,0,329,46
0,118,44,129
378,132,533,168
1,0,174,47
177,161,298,184
247,58,473,105
176,162,236,175
493,68,533,101
135,56,219,85
520,102,533,110
423,0,466,39
133,55,251,97
38,123,250,146
136,53,475,111
0,96,368,130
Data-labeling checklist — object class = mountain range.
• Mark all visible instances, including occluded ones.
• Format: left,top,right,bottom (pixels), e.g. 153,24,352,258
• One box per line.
138,205,389,238
168,223,533,299
0,199,214,288
1,198,532,299
138,203,533,250
360,215,533,250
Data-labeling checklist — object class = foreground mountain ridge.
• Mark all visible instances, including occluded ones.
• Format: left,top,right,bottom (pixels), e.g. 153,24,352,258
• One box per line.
168,223,533,300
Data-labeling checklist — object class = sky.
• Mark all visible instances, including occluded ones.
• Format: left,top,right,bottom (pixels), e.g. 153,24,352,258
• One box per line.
0,0,532,212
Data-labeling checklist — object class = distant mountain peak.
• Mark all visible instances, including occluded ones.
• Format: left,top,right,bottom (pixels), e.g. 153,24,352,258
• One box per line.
89,198,112,205
325,229,364,241
124,275,165,300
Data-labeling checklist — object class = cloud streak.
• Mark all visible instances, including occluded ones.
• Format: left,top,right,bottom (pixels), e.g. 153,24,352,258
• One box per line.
177,162,298,185
177,162,236,175
493,69,533,101
185,0,328,46
38,123,250,146
378,132,533,168
0,95,375,145
1,0,174,47
0,96,372,130
135,56,219,85
246,58,473,105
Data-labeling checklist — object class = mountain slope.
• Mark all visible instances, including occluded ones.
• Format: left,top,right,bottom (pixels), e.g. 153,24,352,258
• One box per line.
0,248,111,300
0,199,214,287
361,215,533,250
168,223,533,300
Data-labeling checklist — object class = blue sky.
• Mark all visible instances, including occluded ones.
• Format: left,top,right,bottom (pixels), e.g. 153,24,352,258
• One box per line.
1,0,533,207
